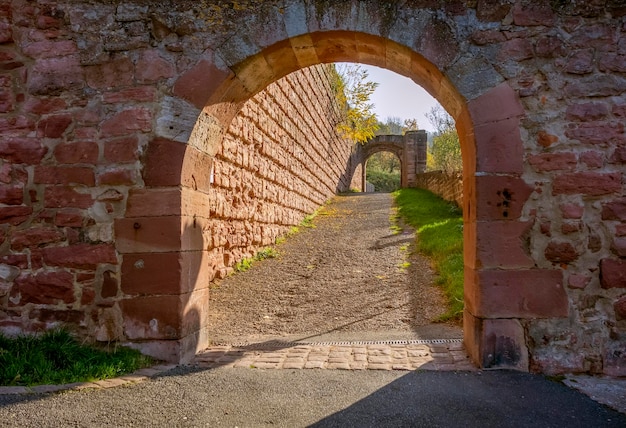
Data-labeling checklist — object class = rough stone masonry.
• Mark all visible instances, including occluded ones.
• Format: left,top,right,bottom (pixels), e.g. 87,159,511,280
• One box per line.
0,0,625,374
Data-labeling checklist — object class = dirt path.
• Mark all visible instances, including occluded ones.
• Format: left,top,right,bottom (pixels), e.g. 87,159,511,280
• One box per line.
207,193,462,345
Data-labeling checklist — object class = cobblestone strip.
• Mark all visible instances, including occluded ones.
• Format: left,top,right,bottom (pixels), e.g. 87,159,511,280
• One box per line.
191,342,475,371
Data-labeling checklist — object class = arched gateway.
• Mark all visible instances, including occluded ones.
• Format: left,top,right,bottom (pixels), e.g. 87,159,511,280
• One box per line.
1,1,625,374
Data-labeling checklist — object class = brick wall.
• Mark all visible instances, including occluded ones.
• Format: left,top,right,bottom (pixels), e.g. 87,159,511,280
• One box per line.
414,172,463,208
208,65,360,278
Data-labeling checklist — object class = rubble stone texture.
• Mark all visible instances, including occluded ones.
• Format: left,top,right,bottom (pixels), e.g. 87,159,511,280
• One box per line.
0,0,625,373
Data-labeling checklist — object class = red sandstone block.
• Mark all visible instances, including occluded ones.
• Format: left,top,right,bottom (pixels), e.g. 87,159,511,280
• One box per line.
616,224,626,237
97,168,135,186
468,269,567,318
602,198,626,221
497,38,534,62
121,295,182,340
54,141,99,164
565,121,624,145
115,217,182,253
564,49,594,74
570,24,617,50
0,254,28,269
125,188,181,217
10,227,65,251
0,185,23,205
553,172,622,196
545,240,579,264
0,115,35,134
476,221,534,269
568,273,591,289
136,50,175,83
143,138,186,186
27,56,84,95
34,166,95,186
475,175,533,220
22,40,77,59
43,243,117,269
0,206,32,225
103,137,139,163
122,250,209,295
122,253,182,295
0,163,9,183
566,103,609,121
560,203,584,219
600,258,626,289
44,187,94,209
611,147,626,164
23,97,67,115
535,35,565,58
468,83,524,127
85,56,134,90
565,75,626,98
81,287,95,305
102,87,156,104
512,1,555,26
55,209,84,227
612,237,626,257
173,58,232,109
0,138,47,164
528,152,577,172
470,29,506,45
613,104,626,117
12,271,75,305
180,146,214,192
580,151,604,168
100,108,152,137
474,117,523,174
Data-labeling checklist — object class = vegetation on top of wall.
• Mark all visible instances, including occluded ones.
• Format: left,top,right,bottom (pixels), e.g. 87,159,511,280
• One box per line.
393,188,464,321
425,106,462,174
375,116,420,135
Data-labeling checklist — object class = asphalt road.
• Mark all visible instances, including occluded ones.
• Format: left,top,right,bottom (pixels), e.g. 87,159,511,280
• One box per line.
1,366,625,427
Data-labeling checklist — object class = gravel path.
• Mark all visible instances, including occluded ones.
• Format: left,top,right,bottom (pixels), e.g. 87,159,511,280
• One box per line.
207,192,462,345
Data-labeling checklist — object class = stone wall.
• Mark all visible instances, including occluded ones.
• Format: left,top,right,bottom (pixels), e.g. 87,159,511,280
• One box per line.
414,172,463,208
0,38,359,345
209,65,360,278
1,0,625,372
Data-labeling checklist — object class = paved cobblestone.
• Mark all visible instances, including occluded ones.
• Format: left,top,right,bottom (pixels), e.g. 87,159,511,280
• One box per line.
191,340,474,371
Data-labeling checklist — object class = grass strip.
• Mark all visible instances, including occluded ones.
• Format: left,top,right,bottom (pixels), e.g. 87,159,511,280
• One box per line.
393,188,464,321
0,329,153,387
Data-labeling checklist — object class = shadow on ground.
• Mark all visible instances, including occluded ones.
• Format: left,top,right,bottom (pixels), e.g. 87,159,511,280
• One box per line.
309,370,626,428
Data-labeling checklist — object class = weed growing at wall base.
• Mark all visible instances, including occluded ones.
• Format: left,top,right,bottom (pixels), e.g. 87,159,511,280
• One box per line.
393,188,463,320
0,329,153,386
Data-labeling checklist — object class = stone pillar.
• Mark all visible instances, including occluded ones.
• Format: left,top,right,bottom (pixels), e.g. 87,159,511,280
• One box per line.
403,130,428,186
114,139,212,363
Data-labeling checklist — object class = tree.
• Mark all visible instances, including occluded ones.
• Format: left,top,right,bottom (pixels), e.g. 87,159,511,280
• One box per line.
425,106,462,174
375,116,420,136
331,64,380,144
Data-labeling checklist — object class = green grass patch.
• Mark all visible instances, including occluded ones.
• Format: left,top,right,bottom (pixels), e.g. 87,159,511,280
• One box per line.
393,188,464,321
0,329,153,387
234,247,280,273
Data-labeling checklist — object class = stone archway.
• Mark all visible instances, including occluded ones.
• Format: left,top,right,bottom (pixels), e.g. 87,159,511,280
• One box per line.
130,26,547,367
2,1,625,374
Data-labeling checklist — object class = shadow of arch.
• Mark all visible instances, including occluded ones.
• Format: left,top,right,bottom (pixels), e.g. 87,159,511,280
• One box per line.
132,12,553,367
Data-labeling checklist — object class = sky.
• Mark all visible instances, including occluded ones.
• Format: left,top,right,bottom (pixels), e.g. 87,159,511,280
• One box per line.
358,64,440,133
